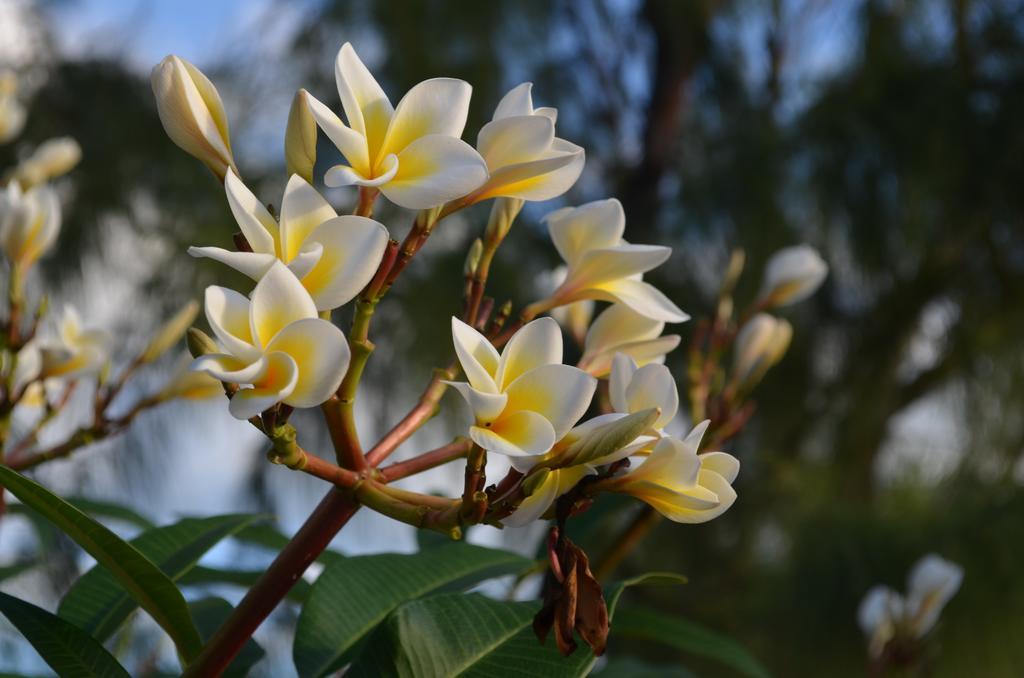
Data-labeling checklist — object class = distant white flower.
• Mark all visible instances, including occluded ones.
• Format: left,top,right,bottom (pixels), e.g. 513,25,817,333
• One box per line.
759,244,828,307
732,313,792,387
39,307,110,380
13,137,82,187
0,182,60,270
857,553,963,658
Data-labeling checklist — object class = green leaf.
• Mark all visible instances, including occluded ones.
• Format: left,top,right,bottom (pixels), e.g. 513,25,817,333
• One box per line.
190,597,265,677
611,607,771,678
179,565,312,602
597,657,698,678
293,543,531,677
65,497,156,529
59,514,260,643
0,591,130,678
0,466,202,662
349,570,686,677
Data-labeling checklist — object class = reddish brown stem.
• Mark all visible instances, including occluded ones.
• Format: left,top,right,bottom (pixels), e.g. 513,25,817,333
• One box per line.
182,489,358,677
365,364,456,467
379,438,471,482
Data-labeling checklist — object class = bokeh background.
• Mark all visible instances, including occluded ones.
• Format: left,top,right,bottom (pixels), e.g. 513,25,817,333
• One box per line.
2,0,1023,675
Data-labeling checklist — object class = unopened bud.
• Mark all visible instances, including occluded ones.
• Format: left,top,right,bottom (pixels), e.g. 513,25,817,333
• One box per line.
759,245,828,307
555,408,660,468
733,313,792,387
141,300,199,363
186,327,217,358
158,369,223,401
285,89,317,183
484,197,524,246
151,55,236,180
464,238,483,277
14,137,82,187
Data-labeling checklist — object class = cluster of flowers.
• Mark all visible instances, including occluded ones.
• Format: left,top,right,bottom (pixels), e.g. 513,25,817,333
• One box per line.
859,554,963,662
155,43,828,527
0,70,220,463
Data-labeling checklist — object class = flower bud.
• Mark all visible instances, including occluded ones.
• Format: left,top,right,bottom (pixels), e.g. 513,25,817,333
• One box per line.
151,55,236,180
520,468,551,497
285,89,317,183
141,300,199,363
0,182,60,270
0,70,24,144
759,244,828,307
186,327,218,358
464,238,483,277
484,197,524,246
733,313,792,387
14,137,82,187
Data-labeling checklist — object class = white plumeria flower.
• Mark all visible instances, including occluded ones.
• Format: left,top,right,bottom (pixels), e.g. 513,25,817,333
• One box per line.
13,137,82,187
732,313,792,386
189,171,389,312
193,262,350,420
905,554,963,637
858,586,905,659
578,304,681,377
39,307,110,379
542,199,688,322
610,421,739,524
759,244,828,307
0,181,60,270
464,82,584,203
151,55,236,180
306,42,488,209
857,554,963,658
608,353,679,438
447,316,596,466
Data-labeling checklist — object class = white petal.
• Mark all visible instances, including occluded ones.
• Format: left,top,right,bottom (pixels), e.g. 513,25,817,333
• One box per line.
334,42,393,153
192,352,265,383
279,175,336,262
585,304,663,356
470,147,583,202
596,278,689,323
264,318,350,407
566,245,671,291
630,436,701,488
305,92,370,175
287,241,324,280
477,115,554,169
625,363,678,429
451,317,499,393
381,136,488,209
545,198,625,266
699,451,741,484
906,554,963,637
495,316,562,390
381,78,472,155
301,216,389,310
228,352,300,420
470,409,556,457
188,246,277,281
224,169,277,255
492,82,535,119
502,470,559,527
504,364,597,440
249,262,318,347
443,381,508,423
323,154,398,188
203,286,260,361
608,353,639,414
